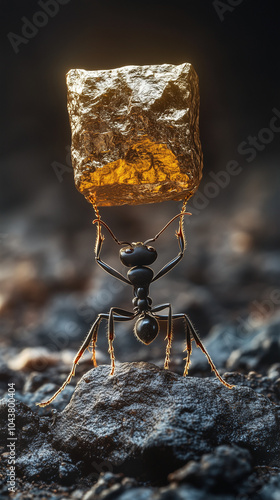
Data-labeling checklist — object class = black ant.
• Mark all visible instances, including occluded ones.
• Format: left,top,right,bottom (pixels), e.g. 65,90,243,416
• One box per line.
37,204,233,407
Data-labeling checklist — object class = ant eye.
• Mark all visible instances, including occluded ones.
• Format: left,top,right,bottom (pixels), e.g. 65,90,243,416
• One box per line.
124,248,133,254
147,246,155,252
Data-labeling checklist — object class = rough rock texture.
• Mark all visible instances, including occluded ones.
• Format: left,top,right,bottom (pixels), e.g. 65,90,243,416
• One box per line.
1,369,280,499
168,444,252,492
223,370,280,405
0,398,78,485
80,465,280,500
52,363,280,481
81,446,254,499
67,63,203,206
227,316,280,372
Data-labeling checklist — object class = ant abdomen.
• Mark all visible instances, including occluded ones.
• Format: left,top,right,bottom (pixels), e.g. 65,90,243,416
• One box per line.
134,314,159,344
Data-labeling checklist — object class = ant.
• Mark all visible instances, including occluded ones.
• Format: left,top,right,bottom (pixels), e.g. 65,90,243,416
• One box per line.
37,203,233,407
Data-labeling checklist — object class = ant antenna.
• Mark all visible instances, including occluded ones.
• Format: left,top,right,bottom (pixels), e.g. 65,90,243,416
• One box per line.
92,199,190,247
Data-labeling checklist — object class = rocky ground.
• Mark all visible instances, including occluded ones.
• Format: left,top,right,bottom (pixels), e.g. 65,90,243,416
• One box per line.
1,165,280,499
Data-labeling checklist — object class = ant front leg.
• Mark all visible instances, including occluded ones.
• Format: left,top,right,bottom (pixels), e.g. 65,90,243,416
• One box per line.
92,219,131,285
152,209,187,283
94,212,105,261
176,204,186,255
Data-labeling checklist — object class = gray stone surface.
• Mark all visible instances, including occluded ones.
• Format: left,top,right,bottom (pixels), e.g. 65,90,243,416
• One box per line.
52,362,280,480
227,315,280,371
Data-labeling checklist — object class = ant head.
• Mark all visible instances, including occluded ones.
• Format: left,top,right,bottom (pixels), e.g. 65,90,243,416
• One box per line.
120,242,157,267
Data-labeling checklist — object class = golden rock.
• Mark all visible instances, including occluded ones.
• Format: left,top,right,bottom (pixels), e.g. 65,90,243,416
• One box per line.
67,63,203,206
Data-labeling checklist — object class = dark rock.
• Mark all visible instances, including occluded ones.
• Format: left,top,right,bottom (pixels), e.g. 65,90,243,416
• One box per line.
185,322,248,374
259,474,280,500
152,485,236,500
223,371,280,405
23,371,54,393
111,488,154,500
52,363,280,481
0,398,79,485
0,397,41,451
267,363,280,381
168,445,252,492
21,381,75,415
227,315,280,371
16,442,79,484
82,482,236,500
0,360,25,395
82,472,138,500
33,294,91,349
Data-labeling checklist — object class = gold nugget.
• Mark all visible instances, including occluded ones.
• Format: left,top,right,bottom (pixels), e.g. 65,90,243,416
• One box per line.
67,63,203,206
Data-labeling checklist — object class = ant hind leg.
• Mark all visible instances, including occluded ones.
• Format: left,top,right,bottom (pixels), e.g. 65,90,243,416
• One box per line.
180,314,234,389
36,314,105,407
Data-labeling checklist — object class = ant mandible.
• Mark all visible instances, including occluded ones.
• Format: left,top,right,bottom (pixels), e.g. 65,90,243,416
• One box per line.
37,203,233,407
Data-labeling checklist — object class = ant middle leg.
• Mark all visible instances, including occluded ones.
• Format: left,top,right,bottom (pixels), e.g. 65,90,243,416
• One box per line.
107,308,137,375
91,319,99,368
183,321,192,377
152,303,173,370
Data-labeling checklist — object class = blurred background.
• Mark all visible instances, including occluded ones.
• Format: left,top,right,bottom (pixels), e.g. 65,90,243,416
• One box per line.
1,0,280,397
